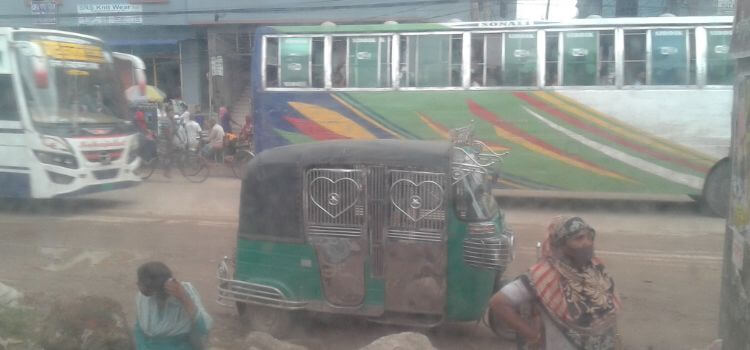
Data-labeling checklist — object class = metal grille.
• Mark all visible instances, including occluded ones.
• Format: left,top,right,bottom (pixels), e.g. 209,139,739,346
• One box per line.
83,149,123,163
463,231,514,271
93,169,119,180
367,166,386,277
305,169,364,233
388,170,446,238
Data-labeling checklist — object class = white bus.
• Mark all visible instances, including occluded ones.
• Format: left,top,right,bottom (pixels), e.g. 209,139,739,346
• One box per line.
0,28,142,198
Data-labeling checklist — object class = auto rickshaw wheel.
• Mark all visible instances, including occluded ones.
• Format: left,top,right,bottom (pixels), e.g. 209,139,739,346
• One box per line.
236,302,292,338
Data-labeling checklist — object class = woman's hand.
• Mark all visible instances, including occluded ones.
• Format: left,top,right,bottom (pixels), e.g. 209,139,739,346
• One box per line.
164,278,188,302
164,278,198,320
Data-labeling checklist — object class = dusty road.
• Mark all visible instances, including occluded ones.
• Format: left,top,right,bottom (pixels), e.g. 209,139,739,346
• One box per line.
0,177,725,349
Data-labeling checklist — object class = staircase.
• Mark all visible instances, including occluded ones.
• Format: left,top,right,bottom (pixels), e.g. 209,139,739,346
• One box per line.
229,86,251,130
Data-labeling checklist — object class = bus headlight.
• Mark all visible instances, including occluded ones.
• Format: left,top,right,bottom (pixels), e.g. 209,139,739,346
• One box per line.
40,136,73,154
34,151,79,169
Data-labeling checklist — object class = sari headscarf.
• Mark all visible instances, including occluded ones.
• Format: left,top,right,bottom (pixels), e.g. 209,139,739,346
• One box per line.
135,282,213,338
522,215,622,349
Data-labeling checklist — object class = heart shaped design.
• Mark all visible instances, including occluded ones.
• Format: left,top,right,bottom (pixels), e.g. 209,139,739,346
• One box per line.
309,176,361,219
390,179,444,222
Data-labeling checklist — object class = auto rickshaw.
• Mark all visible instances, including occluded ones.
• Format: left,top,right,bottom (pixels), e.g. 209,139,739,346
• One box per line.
217,124,514,336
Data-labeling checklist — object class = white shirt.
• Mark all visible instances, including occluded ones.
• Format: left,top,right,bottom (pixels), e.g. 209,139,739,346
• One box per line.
207,123,225,149
184,120,202,150
500,279,577,350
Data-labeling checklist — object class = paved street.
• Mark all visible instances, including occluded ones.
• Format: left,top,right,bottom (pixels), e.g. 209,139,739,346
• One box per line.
0,177,725,349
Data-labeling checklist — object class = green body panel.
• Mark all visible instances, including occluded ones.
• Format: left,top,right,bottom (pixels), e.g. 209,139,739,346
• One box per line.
234,214,500,321
338,91,701,194
443,213,498,321
235,238,323,300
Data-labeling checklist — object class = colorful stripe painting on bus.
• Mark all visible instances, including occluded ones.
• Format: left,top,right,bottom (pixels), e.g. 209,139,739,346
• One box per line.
253,90,716,195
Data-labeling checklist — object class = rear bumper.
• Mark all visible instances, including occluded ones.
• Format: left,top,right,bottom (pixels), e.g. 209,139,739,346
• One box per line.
216,258,306,310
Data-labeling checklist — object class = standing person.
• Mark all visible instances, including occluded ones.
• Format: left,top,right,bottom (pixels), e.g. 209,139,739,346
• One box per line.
135,261,212,350
202,117,225,160
134,110,157,160
489,216,622,349
185,116,202,152
239,114,253,143
219,106,232,133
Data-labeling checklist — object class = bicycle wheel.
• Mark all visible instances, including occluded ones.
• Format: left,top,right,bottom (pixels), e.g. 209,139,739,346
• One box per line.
134,156,157,180
179,152,210,183
231,150,254,178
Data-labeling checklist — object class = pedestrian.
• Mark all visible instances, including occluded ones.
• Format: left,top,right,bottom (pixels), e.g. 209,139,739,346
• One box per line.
202,117,225,160
219,106,232,133
489,216,622,349
134,110,157,161
135,261,212,350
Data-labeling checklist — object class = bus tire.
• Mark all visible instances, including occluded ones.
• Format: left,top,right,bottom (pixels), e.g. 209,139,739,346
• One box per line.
236,302,292,338
701,157,730,218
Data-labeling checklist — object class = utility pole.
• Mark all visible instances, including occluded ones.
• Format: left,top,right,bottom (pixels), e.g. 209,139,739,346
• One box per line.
719,0,750,348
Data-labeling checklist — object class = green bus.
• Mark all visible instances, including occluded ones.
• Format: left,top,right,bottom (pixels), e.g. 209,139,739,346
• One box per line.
249,16,734,215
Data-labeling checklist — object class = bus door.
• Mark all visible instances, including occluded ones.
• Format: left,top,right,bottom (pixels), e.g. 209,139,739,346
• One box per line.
0,36,31,197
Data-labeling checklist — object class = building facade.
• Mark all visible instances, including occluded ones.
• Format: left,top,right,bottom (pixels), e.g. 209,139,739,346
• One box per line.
578,0,736,18
2,0,470,117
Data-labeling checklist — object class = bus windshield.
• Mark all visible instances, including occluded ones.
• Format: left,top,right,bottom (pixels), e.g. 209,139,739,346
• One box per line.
14,33,126,129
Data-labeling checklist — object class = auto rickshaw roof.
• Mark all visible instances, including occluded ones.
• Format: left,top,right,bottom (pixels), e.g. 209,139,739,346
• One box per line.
248,139,454,173
238,140,453,242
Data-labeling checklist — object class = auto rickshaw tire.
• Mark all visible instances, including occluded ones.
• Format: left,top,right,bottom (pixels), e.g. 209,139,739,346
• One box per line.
236,302,293,339
700,157,730,218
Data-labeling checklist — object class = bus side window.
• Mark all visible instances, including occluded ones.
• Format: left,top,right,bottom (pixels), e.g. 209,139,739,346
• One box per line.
561,30,613,86
332,37,347,87
265,37,279,88
651,29,688,85
471,34,502,87
349,36,391,88
599,31,616,85
707,29,733,85
470,34,485,86
545,32,559,86
311,38,324,88
450,34,462,87
624,30,647,85
0,75,20,121
399,34,460,87
503,32,537,86
276,37,324,88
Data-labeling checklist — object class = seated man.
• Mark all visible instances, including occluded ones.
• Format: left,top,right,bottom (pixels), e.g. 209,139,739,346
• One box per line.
202,117,225,160
489,216,622,349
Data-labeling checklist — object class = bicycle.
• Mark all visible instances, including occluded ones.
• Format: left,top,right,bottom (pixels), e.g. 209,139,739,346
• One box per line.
227,140,254,178
135,139,209,183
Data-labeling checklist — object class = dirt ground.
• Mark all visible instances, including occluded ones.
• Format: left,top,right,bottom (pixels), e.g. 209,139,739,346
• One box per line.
0,178,726,349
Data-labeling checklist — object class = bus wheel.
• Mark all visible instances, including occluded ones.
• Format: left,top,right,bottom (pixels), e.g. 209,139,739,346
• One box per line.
701,157,730,218
236,302,292,338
